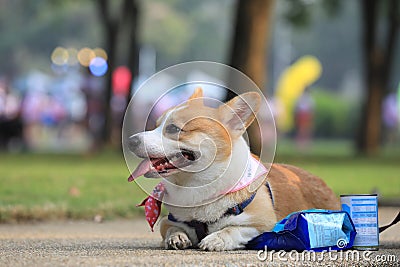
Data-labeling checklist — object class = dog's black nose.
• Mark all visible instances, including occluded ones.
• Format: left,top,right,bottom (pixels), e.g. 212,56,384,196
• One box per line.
128,135,141,151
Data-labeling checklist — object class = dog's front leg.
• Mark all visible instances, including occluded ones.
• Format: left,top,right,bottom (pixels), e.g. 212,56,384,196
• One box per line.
198,226,259,251
164,227,192,250
160,217,197,250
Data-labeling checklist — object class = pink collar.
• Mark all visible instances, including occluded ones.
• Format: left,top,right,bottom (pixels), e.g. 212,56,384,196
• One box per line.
136,155,267,231
221,154,268,194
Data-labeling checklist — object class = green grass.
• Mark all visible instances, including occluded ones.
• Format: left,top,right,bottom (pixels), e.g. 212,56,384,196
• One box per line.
0,151,147,222
0,140,399,222
275,139,400,199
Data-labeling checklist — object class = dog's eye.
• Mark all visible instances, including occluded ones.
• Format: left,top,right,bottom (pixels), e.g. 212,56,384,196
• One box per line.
165,124,181,134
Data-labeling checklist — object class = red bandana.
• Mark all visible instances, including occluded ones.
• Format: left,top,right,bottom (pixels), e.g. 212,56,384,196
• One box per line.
136,182,165,231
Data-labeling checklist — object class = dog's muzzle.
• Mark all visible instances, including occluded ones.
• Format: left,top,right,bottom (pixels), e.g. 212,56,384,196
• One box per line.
128,134,141,153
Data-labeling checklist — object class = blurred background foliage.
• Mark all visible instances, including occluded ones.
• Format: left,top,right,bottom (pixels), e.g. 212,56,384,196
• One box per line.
311,89,356,139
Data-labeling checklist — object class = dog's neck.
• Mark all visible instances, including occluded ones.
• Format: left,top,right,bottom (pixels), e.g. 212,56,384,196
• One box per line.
163,136,250,207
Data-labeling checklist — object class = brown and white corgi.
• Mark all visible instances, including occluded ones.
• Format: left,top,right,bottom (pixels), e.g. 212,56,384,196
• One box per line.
128,88,340,251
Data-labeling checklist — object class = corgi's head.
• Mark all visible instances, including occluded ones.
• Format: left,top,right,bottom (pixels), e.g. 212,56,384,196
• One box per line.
128,88,261,187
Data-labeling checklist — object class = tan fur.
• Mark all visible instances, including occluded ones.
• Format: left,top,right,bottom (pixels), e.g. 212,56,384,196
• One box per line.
218,92,260,130
267,164,340,220
163,101,234,162
230,182,277,233
188,87,204,101
177,117,231,161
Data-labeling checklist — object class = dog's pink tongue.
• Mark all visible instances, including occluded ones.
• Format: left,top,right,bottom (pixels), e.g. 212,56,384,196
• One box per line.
128,159,151,182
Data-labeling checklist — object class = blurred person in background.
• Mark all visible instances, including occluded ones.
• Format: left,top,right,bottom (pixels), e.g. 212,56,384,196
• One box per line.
81,70,105,152
0,77,23,151
294,88,315,150
382,92,399,145
21,70,90,152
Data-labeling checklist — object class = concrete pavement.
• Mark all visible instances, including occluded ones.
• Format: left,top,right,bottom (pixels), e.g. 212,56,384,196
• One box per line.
0,207,399,266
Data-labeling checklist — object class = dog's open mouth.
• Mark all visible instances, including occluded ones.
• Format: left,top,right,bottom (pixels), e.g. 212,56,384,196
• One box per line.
128,149,197,181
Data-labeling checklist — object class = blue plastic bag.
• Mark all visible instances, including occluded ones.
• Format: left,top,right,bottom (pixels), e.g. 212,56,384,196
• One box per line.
246,209,356,251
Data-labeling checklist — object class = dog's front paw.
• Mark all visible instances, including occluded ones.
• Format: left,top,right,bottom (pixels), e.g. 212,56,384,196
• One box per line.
199,232,230,251
165,231,192,250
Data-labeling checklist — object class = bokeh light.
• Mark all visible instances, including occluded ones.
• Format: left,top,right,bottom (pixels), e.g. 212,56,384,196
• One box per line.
77,47,96,67
51,47,108,69
51,47,69,65
112,66,132,96
66,48,78,66
89,57,108,77
93,48,108,60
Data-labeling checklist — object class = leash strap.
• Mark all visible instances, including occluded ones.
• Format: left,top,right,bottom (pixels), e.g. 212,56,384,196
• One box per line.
379,211,400,233
265,181,274,206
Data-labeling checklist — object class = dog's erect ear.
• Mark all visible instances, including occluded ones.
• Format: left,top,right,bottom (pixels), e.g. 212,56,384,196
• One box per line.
189,87,203,100
218,92,261,137
187,87,204,106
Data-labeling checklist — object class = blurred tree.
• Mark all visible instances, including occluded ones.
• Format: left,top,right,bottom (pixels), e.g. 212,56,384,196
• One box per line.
96,0,140,146
283,0,341,27
140,1,193,62
227,0,275,155
140,0,233,69
356,0,399,155
228,0,275,93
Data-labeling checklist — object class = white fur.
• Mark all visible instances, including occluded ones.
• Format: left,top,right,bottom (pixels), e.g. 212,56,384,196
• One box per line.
199,226,260,251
